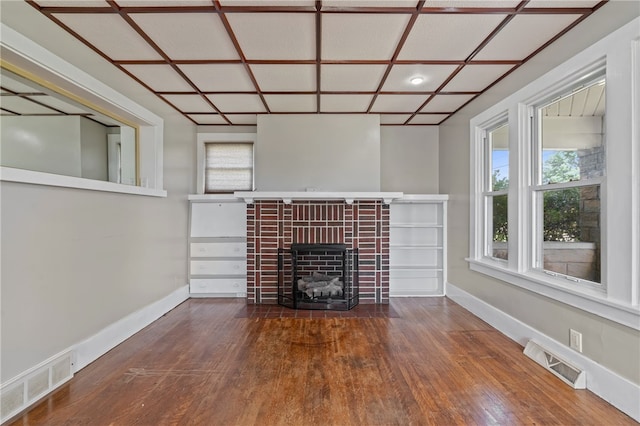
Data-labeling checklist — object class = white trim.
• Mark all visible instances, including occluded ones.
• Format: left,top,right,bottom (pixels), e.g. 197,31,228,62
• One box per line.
0,167,167,197
0,24,165,193
468,259,639,330
233,191,404,205
446,282,640,422
73,285,188,372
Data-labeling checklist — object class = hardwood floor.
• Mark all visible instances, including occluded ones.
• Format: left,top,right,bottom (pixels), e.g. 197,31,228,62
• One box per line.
8,298,635,425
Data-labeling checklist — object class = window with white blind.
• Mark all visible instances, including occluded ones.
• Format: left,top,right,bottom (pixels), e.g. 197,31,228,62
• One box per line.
204,142,254,193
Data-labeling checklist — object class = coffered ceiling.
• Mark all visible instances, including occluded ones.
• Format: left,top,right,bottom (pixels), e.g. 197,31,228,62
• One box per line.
24,0,606,126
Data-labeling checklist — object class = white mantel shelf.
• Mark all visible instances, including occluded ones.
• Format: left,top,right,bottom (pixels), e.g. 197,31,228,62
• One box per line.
233,191,404,205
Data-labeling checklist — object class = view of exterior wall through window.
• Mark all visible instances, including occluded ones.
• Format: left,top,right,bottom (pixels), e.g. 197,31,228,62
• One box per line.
535,79,605,284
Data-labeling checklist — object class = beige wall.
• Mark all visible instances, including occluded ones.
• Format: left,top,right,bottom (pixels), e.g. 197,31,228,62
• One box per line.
439,1,640,385
381,126,438,193
256,114,381,191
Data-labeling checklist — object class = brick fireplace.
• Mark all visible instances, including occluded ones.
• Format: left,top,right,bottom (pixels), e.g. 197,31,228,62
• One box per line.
246,199,390,305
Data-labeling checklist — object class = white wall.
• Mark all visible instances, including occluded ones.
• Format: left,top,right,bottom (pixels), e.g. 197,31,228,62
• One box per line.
255,114,380,191
79,117,108,181
1,115,82,177
0,2,194,384
381,126,438,193
439,1,640,386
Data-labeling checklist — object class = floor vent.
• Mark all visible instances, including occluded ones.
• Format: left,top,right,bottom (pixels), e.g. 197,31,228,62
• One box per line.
524,340,586,389
0,350,74,423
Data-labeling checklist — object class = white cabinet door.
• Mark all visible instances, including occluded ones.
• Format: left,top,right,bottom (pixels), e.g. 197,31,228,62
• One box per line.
190,202,246,237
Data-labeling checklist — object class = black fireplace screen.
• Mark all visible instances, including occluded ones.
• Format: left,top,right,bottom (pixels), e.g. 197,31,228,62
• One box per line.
278,243,359,310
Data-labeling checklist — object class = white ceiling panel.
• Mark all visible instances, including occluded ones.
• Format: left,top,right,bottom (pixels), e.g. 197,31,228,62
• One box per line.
525,0,600,8
380,114,412,125
320,94,372,112
0,96,62,114
33,1,601,125
162,94,216,112
219,0,315,6
226,114,259,125
423,1,520,8
52,14,162,60
371,94,428,112
322,0,419,7
188,114,228,125
263,94,317,112
382,64,459,92
117,1,213,6
442,64,514,92
227,13,316,60
122,64,195,92
35,1,110,6
420,94,474,112
0,76,41,94
399,13,506,60
131,13,239,60
250,65,316,92
409,114,449,124
178,64,255,92
206,94,267,112
474,14,581,60
29,96,89,115
322,13,410,60
321,65,386,92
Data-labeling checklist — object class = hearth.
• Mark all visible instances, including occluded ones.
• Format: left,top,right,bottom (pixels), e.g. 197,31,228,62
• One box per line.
278,243,359,310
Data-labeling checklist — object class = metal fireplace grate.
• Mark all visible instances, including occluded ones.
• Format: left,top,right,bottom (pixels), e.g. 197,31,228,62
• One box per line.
278,243,359,310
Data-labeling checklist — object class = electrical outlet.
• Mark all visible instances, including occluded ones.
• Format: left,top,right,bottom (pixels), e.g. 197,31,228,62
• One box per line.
570,329,583,353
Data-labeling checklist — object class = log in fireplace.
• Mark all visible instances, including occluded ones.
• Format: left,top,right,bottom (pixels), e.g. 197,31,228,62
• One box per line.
277,243,359,310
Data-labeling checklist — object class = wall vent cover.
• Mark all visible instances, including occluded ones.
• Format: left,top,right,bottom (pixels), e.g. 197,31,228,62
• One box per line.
524,340,586,389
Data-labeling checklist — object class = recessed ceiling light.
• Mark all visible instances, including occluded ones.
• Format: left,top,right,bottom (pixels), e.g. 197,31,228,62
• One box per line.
410,76,424,85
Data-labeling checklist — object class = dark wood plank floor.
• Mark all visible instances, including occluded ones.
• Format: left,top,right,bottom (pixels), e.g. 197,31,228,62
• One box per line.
9,298,635,425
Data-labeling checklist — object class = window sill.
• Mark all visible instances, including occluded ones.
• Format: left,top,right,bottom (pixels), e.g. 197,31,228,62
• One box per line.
466,258,640,330
0,167,167,197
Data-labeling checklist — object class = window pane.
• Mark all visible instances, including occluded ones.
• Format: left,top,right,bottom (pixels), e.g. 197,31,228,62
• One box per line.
539,80,605,185
489,124,509,190
541,185,601,283
490,194,508,260
205,142,253,192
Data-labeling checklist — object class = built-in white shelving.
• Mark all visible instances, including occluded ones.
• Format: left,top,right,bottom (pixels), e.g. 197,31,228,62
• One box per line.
389,195,448,297
188,198,247,297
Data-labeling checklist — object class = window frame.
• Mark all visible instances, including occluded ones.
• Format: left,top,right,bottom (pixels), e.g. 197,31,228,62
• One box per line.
468,17,640,330
196,133,257,195
481,115,510,264
0,23,166,198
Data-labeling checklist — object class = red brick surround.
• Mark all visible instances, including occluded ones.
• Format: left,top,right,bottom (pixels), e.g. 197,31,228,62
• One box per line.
247,200,389,304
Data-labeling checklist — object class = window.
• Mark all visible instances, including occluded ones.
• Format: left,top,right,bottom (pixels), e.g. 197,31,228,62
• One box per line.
483,121,509,261
204,142,254,193
532,78,605,285
468,17,639,329
196,133,257,195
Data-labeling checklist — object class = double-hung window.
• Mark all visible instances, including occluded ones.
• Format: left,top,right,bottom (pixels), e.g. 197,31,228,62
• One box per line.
483,120,510,261
468,17,639,329
532,77,605,286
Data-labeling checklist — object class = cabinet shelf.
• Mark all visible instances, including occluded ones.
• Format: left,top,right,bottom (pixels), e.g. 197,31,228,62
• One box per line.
390,198,447,297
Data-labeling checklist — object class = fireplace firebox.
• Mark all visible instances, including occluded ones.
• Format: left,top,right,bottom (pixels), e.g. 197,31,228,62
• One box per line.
278,243,359,310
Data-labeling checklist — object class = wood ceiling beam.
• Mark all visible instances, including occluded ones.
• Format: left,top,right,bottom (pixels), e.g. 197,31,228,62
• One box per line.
213,0,271,114
365,0,426,113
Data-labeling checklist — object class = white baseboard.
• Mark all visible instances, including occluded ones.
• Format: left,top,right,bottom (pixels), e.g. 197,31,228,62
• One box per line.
1,285,188,422
74,285,189,372
446,282,640,422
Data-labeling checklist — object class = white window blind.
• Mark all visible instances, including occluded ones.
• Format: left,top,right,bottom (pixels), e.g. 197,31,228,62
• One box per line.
205,142,253,193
